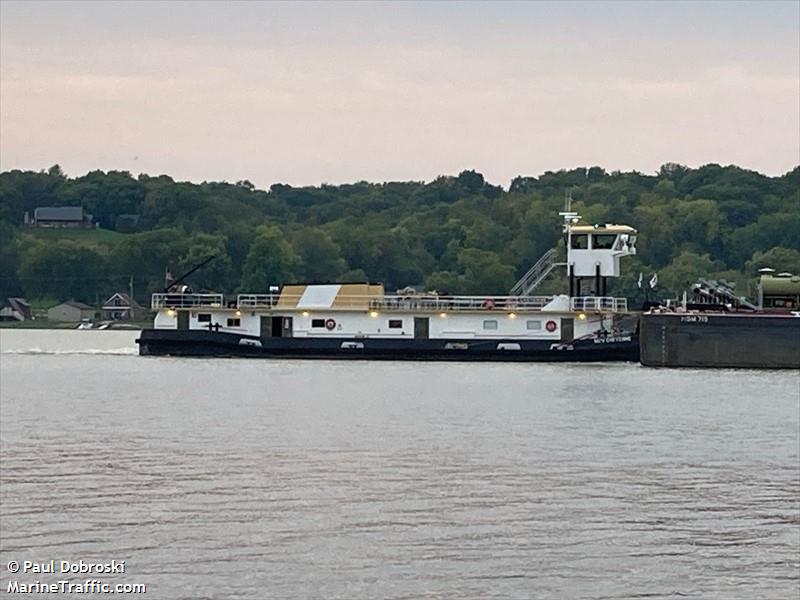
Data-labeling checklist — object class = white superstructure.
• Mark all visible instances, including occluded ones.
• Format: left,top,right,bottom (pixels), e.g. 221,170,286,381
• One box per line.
147,211,638,351
151,284,630,346
560,210,637,297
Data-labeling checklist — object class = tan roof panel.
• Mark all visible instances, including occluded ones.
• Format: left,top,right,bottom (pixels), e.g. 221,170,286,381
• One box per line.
569,224,637,234
332,283,384,309
276,284,306,308
276,283,385,310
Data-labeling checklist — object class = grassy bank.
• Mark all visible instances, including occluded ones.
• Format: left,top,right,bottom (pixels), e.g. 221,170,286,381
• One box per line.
18,227,127,246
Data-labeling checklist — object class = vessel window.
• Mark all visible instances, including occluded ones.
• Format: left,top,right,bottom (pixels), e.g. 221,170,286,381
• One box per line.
198,313,211,323
592,234,616,250
483,320,498,330
526,320,542,330
571,234,588,249
388,319,403,329
227,318,241,327
311,318,326,328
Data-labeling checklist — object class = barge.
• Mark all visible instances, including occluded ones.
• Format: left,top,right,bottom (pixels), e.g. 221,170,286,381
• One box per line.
639,273,800,369
137,211,641,362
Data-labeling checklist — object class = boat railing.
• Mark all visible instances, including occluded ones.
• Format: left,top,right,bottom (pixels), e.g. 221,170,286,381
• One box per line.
151,293,225,309
570,296,628,312
237,294,280,308
236,294,556,311
156,293,628,313
369,295,555,312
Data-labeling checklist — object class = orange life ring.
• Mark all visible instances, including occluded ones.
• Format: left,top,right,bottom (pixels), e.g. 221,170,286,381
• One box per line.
545,320,557,332
325,318,336,330
482,298,496,310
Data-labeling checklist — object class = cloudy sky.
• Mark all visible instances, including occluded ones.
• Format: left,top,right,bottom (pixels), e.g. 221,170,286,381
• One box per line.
1,1,798,188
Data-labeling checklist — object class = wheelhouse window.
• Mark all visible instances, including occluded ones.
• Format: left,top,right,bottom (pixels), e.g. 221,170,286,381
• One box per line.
526,320,542,330
570,234,588,249
311,318,326,328
483,320,498,330
592,234,616,249
388,319,403,329
227,318,241,327
197,313,211,323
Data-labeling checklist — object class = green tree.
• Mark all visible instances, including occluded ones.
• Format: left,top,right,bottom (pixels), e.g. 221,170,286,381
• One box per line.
0,223,21,298
424,270,464,295
632,204,678,267
60,170,145,229
19,240,106,302
337,268,368,283
108,229,186,298
1,163,798,302
456,169,485,194
657,250,719,298
293,228,348,282
179,233,233,292
457,249,515,294
240,225,299,291
745,247,800,275
673,199,722,249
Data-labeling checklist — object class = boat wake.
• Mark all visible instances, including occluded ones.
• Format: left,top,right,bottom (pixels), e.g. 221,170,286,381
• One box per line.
1,347,138,356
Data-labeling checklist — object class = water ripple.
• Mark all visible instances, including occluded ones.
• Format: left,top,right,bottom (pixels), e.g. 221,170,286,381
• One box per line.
1,350,798,599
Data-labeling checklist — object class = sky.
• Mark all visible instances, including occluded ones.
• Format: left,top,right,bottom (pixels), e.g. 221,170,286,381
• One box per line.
1,1,798,188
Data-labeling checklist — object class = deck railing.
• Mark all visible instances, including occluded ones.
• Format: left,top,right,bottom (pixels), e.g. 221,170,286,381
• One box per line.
237,293,555,312
368,295,555,312
154,293,629,313
151,293,224,309
236,294,280,308
570,296,628,312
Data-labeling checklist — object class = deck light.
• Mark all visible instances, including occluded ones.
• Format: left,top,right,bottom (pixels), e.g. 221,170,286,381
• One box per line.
578,313,587,320
302,311,309,317
369,310,379,318
508,312,517,319
167,309,176,317
439,312,448,318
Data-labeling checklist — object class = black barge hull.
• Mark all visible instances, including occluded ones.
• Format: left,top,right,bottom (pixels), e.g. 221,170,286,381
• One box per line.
137,329,639,362
640,313,800,369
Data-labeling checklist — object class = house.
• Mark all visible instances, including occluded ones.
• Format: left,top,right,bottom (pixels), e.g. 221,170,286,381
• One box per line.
101,292,145,320
47,300,96,322
28,206,93,228
0,298,32,321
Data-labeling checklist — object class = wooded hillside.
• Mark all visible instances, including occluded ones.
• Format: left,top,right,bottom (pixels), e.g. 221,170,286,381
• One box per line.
1,163,798,306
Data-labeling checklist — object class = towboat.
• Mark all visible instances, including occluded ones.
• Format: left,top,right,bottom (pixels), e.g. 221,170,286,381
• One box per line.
137,211,640,362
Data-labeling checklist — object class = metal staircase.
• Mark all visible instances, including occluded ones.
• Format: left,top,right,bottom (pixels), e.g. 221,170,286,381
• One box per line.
510,248,562,296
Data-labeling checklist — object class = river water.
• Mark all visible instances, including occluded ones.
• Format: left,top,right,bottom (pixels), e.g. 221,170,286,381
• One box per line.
1,329,798,599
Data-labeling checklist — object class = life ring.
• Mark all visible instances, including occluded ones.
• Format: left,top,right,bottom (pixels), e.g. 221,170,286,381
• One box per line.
482,298,496,310
545,320,557,332
325,318,336,330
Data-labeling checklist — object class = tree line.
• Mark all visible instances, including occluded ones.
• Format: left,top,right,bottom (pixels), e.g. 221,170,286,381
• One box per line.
0,163,798,307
